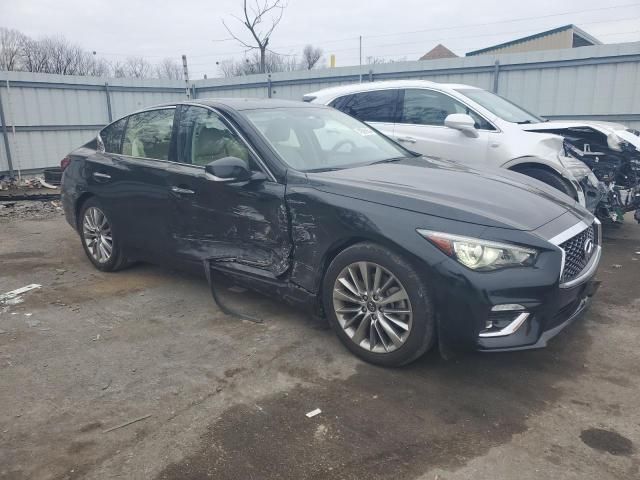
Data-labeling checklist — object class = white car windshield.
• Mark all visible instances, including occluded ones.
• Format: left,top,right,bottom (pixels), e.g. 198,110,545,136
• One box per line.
244,107,413,172
456,88,544,124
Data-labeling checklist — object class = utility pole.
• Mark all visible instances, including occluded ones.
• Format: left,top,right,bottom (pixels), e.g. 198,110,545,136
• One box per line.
182,54,191,100
359,35,363,83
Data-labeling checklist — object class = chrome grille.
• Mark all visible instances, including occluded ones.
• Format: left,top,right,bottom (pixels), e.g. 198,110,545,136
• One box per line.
560,224,597,283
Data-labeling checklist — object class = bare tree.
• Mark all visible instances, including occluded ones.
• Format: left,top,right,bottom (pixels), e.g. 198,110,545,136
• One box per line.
222,0,287,74
155,57,182,79
2,27,175,79
38,36,86,75
0,27,27,71
218,50,298,77
123,56,153,78
109,60,127,78
76,51,110,76
301,44,322,70
20,37,49,72
365,56,389,65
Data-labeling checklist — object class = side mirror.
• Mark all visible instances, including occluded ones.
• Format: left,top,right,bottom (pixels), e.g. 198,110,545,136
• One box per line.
205,156,252,182
444,114,479,138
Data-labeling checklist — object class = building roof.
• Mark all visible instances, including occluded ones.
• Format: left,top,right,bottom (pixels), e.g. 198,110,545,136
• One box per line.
466,24,602,56
419,44,458,60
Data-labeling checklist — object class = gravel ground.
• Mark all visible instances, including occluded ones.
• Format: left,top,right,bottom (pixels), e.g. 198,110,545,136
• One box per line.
0,211,639,480
0,200,64,222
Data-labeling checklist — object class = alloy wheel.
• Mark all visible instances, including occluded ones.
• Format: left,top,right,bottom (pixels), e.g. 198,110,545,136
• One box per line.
82,207,113,264
332,261,413,353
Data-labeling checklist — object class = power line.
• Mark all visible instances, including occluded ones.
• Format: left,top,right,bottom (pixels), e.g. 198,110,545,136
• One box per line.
91,2,640,64
185,18,639,69
337,30,640,63
365,1,640,39
328,16,640,55
189,1,640,59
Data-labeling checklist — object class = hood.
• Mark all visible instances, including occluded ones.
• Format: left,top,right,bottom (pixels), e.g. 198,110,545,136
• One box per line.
523,120,629,132
522,120,640,151
307,157,590,231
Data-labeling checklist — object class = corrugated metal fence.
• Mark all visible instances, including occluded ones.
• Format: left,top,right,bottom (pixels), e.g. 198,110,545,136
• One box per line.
2,41,639,174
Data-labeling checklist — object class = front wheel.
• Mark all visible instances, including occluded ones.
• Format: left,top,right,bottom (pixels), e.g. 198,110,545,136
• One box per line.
323,243,435,367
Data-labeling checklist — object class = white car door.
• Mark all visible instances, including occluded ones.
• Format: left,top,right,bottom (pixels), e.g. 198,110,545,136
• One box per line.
394,88,493,164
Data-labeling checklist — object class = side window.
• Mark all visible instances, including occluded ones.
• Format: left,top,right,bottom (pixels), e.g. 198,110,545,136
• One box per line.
100,118,126,153
332,90,398,123
176,106,255,168
401,89,495,130
122,109,175,160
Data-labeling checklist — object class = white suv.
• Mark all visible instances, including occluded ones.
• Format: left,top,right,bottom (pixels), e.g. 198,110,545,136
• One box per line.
305,80,596,208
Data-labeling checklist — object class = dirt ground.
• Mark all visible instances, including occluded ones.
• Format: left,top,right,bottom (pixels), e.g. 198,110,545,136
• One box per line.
1,209,639,480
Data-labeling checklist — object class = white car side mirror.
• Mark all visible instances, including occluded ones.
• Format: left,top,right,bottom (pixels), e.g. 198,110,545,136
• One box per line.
445,114,479,138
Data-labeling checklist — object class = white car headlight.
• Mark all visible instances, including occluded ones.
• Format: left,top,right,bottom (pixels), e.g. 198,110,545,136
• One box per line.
417,230,538,271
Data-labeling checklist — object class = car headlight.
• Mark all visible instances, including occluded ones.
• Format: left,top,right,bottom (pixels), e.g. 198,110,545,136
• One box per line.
417,230,538,270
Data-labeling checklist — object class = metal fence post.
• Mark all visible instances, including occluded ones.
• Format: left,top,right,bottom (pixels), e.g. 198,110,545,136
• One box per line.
492,60,500,93
0,88,15,177
191,84,197,99
104,82,113,122
267,74,272,98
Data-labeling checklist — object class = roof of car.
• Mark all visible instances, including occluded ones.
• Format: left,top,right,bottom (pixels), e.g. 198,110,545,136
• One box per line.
193,97,319,110
137,97,323,115
304,80,480,100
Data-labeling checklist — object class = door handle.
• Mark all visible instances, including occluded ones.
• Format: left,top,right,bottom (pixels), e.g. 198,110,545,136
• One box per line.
170,186,195,195
396,136,417,144
92,172,111,184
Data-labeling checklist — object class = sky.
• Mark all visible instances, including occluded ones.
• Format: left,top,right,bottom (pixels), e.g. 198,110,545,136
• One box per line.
2,0,639,78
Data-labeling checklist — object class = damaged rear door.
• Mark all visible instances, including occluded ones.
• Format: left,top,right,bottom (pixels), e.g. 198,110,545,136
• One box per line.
167,104,292,275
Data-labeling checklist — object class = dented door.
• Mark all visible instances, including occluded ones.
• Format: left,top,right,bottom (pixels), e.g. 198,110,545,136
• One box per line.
167,105,292,275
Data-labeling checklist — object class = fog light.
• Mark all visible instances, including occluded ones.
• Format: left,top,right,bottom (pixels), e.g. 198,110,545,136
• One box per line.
480,311,530,338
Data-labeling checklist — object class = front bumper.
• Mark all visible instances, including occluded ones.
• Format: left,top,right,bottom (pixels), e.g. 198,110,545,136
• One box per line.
432,219,602,353
476,279,600,352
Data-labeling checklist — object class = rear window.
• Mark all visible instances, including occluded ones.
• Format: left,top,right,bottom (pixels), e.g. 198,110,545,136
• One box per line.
122,109,175,160
330,90,399,123
100,118,126,154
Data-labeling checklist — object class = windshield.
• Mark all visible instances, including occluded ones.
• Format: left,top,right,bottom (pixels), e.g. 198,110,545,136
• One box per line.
244,107,412,172
456,88,544,124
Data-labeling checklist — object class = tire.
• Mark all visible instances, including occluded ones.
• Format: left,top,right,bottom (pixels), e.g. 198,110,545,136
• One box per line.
43,167,62,186
322,242,435,367
78,197,129,272
515,167,576,199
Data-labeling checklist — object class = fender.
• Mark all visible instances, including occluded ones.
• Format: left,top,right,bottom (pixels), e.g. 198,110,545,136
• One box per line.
502,156,585,206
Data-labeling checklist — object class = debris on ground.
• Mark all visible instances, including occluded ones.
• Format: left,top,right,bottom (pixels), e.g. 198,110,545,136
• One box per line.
102,414,152,433
611,264,623,269
306,408,322,418
0,284,42,304
0,200,63,221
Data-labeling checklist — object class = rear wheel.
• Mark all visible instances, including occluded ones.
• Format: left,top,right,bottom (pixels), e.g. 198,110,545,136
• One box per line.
323,243,435,367
514,167,576,199
79,197,129,272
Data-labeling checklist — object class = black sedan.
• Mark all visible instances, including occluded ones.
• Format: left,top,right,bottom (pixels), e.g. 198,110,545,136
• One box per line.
60,99,601,366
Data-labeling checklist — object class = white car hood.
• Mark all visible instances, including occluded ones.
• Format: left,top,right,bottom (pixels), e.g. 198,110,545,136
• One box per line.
522,120,640,150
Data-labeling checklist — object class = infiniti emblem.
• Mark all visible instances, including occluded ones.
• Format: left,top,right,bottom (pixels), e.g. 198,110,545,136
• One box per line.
584,238,595,259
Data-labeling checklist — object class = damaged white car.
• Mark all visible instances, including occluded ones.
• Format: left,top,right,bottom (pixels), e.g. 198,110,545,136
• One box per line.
305,80,640,224
523,120,640,224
